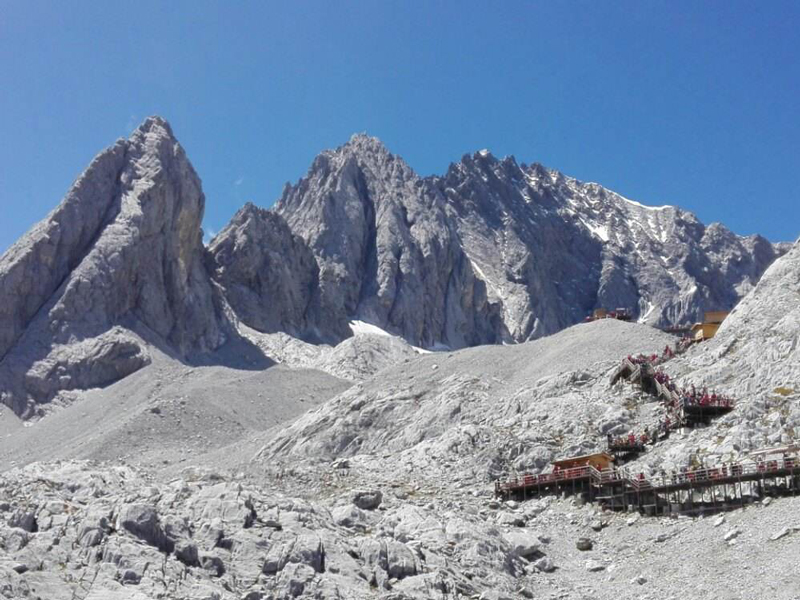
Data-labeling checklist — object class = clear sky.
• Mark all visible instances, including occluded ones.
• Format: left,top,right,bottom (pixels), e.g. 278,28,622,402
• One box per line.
1,1,798,252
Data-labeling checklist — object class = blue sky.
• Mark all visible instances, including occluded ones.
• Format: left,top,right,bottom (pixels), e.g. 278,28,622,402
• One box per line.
1,1,798,252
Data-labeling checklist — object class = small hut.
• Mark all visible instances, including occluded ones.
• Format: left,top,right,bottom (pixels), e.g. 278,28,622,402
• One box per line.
552,452,615,473
691,310,729,341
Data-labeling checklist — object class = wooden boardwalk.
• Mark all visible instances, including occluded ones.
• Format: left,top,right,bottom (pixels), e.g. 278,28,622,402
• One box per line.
496,454,800,515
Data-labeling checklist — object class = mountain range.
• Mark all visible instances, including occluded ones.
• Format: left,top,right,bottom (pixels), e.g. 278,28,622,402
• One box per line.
0,117,788,417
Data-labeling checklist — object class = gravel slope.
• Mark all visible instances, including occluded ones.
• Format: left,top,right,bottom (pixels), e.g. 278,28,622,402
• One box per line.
0,349,350,472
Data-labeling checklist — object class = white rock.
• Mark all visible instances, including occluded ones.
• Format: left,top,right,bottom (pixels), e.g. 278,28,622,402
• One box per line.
585,559,606,572
770,527,791,541
534,556,555,572
723,528,741,541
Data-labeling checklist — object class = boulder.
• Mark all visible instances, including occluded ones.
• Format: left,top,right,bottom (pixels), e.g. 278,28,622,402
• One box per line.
585,560,605,572
9,509,37,532
331,504,369,529
118,503,174,553
199,552,226,577
504,531,540,560
534,556,555,572
351,489,383,511
576,537,593,551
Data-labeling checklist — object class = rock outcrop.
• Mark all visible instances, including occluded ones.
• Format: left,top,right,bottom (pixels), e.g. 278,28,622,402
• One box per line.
663,236,800,420
0,117,225,417
206,203,340,342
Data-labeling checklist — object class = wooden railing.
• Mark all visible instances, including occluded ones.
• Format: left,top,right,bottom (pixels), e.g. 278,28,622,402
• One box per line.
625,457,798,492
499,457,798,496
497,465,594,492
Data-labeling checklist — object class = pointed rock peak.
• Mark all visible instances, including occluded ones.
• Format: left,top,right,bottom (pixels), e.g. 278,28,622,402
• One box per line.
229,201,290,231
132,115,175,139
336,132,395,162
347,131,387,148
704,222,734,237
301,133,399,180
524,162,565,186
224,202,291,235
526,162,550,177
459,148,500,167
237,201,263,218
447,149,500,178
292,132,420,187
224,202,259,228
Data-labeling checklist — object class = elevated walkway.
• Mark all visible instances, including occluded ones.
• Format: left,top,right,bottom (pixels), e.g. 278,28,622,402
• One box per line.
497,455,800,516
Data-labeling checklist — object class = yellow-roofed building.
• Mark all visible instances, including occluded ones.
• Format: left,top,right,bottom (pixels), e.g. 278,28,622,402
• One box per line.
691,310,729,341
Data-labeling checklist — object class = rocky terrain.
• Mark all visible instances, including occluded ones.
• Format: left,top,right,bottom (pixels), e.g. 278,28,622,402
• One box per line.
0,117,797,599
0,237,797,599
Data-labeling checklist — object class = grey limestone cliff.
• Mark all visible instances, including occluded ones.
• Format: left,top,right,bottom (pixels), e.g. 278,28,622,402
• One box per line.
275,134,508,349
0,117,225,417
206,202,342,342
433,152,787,339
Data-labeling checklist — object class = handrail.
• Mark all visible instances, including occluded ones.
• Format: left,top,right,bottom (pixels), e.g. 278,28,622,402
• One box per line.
499,465,596,491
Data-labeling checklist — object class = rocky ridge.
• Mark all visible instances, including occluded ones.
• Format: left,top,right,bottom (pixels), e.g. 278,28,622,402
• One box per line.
436,153,786,338
275,135,788,346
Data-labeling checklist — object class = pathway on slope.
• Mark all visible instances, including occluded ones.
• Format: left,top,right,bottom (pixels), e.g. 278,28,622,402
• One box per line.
495,345,800,517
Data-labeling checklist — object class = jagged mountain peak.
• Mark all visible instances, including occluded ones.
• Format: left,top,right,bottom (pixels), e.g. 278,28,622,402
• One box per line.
318,132,399,170
451,148,514,174
344,131,390,152
281,133,418,216
0,116,225,417
132,115,175,138
274,133,505,349
230,200,267,221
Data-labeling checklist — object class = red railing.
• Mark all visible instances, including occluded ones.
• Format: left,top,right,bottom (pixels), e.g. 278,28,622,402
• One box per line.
625,457,797,492
497,465,594,492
